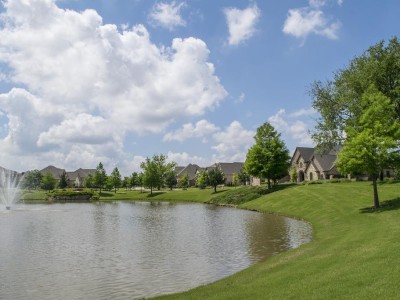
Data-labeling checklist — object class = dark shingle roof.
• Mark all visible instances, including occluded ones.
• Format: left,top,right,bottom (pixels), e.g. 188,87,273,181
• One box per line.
177,164,202,180
313,154,337,171
296,147,315,162
40,165,65,178
215,162,244,175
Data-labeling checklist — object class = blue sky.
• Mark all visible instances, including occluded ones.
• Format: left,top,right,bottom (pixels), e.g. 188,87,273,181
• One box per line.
0,0,399,175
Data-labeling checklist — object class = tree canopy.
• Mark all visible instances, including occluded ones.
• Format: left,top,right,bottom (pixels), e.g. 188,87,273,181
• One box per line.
110,167,122,193
94,162,107,195
311,37,400,151
207,168,225,193
140,154,176,194
311,37,400,207
244,122,290,190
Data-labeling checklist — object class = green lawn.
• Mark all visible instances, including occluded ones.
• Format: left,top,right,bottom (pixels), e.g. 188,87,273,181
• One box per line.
153,181,400,300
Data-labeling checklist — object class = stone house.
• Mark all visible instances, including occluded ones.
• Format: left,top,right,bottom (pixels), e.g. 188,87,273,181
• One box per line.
176,164,202,187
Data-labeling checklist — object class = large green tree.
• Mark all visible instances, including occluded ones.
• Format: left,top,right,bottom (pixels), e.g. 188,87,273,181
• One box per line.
336,87,400,208
245,122,290,190
22,170,42,190
94,162,107,196
110,167,122,193
165,169,177,190
311,37,400,151
41,173,57,191
140,154,176,195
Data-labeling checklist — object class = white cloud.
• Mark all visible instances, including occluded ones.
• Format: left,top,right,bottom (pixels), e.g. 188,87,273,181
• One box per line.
163,119,219,142
149,1,186,30
223,3,261,46
0,0,227,172
268,109,314,146
212,121,254,162
283,8,340,41
235,92,245,103
283,0,341,44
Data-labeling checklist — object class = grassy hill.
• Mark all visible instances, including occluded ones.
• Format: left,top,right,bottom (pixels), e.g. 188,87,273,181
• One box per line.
154,181,400,299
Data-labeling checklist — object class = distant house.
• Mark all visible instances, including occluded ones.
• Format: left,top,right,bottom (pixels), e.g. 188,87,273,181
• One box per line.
206,162,244,185
40,166,95,188
176,164,202,187
291,147,342,182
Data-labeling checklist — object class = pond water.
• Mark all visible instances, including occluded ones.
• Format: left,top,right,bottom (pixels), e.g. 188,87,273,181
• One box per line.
0,202,312,300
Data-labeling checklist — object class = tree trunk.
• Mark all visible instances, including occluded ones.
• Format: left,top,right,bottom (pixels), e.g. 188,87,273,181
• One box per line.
267,178,271,190
150,186,153,195
214,185,217,193
372,176,380,208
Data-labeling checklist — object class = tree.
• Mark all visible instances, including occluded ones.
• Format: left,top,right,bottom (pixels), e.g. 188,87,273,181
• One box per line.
196,170,208,189
232,173,240,187
336,87,400,208
122,176,130,191
245,122,290,190
140,154,176,195
41,173,57,191
290,165,298,183
137,172,144,193
165,170,177,190
94,162,107,195
22,170,42,190
179,173,190,189
238,170,250,185
130,172,139,189
207,168,225,193
84,174,94,189
58,171,68,189
311,37,400,151
110,167,122,193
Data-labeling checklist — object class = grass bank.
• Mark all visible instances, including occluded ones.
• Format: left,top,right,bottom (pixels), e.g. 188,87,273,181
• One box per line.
154,181,400,300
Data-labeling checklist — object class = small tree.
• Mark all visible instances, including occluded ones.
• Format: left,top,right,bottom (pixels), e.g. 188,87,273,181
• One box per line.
137,172,144,193
122,177,130,191
196,170,208,189
165,170,177,190
94,162,107,196
290,165,298,183
84,174,94,189
208,168,225,193
232,173,240,187
58,171,68,189
110,167,122,193
179,173,189,189
41,173,57,191
130,172,139,189
245,122,290,190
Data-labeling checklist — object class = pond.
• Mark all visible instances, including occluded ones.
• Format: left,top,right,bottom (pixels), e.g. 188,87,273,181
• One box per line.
0,202,312,299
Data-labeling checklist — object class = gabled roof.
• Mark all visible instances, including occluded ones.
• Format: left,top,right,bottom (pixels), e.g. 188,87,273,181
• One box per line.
40,165,65,178
305,154,337,173
177,164,202,180
212,162,244,175
74,168,96,177
296,147,315,162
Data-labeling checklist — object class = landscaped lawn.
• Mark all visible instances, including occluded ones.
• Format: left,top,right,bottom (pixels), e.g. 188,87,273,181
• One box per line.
153,181,400,299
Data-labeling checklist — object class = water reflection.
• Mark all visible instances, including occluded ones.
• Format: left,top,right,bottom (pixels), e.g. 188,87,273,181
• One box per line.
0,203,312,300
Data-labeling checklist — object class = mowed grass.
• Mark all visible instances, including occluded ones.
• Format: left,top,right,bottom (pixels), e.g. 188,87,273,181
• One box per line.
154,181,400,300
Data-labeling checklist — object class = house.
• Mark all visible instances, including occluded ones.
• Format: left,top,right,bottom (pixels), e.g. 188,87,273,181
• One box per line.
40,166,95,188
291,147,394,182
291,147,342,182
176,164,202,187
206,162,244,185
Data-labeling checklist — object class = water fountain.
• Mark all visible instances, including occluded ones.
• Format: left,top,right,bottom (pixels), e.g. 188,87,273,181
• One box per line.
0,167,24,210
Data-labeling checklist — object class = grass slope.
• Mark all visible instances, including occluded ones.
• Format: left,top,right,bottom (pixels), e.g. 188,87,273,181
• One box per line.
154,182,400,300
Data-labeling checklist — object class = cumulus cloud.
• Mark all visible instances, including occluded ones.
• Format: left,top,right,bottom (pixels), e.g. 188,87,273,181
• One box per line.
149,1,186,30
163,119,219,142
0,0,227,172
268,109,314,146
283,0,341,43
223,3,261,46
212,121,254,162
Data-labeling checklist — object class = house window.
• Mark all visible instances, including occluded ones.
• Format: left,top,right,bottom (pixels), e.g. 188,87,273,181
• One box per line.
386,170,391,178
309,172,313,181
299,162,303,168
